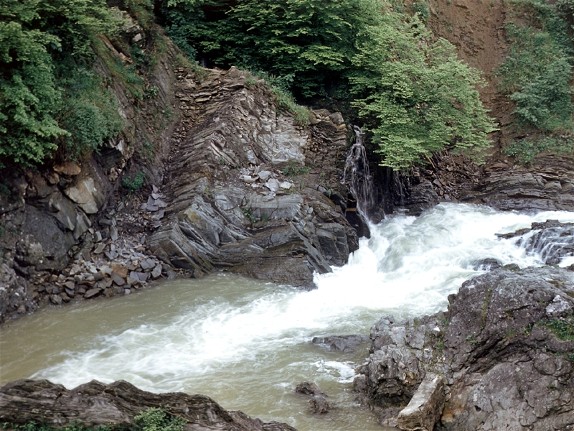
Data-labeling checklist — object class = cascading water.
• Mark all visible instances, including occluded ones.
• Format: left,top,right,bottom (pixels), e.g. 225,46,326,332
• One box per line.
2,203,574,431
342,126,375,217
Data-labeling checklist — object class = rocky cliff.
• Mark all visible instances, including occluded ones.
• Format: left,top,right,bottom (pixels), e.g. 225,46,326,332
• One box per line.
147,66,357,287
353,222,574,430
0,24,358,322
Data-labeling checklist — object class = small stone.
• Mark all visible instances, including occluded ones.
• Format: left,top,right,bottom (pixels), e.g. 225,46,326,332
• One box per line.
258,170,272,181
279,181,293,190
63,281,75,290
50,295,63,305
53,161,81,176
151,264,162,279
111,274,125,286
111,263,128,279
140,258,156,270
110,226,119,241
84,288,102,299
93,243,106,254
265,178,280,192
130,271,149,283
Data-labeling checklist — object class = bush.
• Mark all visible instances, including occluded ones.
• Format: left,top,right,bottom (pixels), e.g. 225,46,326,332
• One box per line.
498,1,573,133
349,12,495,170
0,0,124,168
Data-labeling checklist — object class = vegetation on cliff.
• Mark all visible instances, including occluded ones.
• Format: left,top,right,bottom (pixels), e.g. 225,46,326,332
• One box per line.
499,0,574,163
1,0,572,170
0,0,124,167
161,0,496,169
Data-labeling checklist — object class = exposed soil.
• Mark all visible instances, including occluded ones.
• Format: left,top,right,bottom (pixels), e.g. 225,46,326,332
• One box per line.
428,0,514,152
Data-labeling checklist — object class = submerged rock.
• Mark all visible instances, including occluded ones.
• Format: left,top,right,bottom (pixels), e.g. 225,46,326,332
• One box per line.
0,379,297,431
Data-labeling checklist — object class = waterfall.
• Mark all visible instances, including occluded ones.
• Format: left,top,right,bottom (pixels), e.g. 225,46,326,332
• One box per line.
342,126,375,218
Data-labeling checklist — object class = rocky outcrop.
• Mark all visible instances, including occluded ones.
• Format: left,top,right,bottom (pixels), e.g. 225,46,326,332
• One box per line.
461,155,574,212
148,67,357,288
0,379,296,431
497,220,574,266
0,43,358,321
354,266,574,431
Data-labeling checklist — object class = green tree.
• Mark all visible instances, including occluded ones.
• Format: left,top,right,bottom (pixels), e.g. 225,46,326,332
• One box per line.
163,0,380,99
0,0,122,168
349,9,495,169
0,21,66,166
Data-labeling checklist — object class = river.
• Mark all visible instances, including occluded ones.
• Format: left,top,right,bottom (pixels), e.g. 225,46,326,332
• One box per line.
1,203,574,430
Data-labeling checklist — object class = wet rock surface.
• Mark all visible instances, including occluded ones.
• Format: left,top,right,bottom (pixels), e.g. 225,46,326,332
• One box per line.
148,67,357,288
295,382,330,414
461,155,574,212
497,220,574,266
354,266,574,431
0,379,297,431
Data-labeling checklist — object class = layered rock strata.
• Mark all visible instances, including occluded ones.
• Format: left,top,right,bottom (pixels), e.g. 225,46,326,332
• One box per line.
148,67,358,287
0,379,296,431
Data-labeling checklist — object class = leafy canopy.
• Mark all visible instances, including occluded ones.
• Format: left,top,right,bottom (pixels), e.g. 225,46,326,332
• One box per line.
163,0,496,170
0,0,123,168
349,8,496,169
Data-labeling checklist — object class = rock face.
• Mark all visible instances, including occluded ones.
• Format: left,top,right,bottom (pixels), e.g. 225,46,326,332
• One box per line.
148,67,357,287
497,220,574,266
0,51,357,322
462,155,574,212
354,266,574,431
0,379,296,431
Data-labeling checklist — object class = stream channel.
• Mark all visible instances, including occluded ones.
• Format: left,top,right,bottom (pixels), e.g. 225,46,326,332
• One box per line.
2,203,574,430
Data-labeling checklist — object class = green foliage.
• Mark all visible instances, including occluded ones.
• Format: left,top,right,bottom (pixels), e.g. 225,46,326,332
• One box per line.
505,135,574,164
0,0,124,168
281,161,311,176
349,10,496,170
58,67,123,160
121,171,145,192
133,408,185,431
543,316,574,341
0,21,66,167
1,408,185,431
164,0,495,170
163,0,380,99
498,1,574,133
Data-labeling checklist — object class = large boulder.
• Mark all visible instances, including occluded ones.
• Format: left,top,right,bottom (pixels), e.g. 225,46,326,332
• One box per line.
354,266,574,431
0,379,296,431
149,68,358,287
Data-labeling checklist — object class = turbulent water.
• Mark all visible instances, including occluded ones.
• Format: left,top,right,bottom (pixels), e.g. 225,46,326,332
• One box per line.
2,203,574,430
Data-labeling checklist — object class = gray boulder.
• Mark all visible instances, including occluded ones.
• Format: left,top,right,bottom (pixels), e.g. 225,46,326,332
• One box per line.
0,379,297,431
354,267,574,431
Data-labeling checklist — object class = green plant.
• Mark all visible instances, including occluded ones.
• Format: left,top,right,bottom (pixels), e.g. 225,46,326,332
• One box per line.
0,0,124,168
58,66,123,161
281,161,310,177
133,408,185,431
349,11,496,170
543,316,574,341
121,171,145,192
497,2,573,133
504,135,574,164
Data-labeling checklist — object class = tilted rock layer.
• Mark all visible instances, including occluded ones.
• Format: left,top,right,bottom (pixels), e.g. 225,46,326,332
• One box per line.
148,67,357,287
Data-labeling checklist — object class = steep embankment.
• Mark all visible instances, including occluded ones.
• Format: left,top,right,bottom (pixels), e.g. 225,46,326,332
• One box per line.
402,0,574,213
